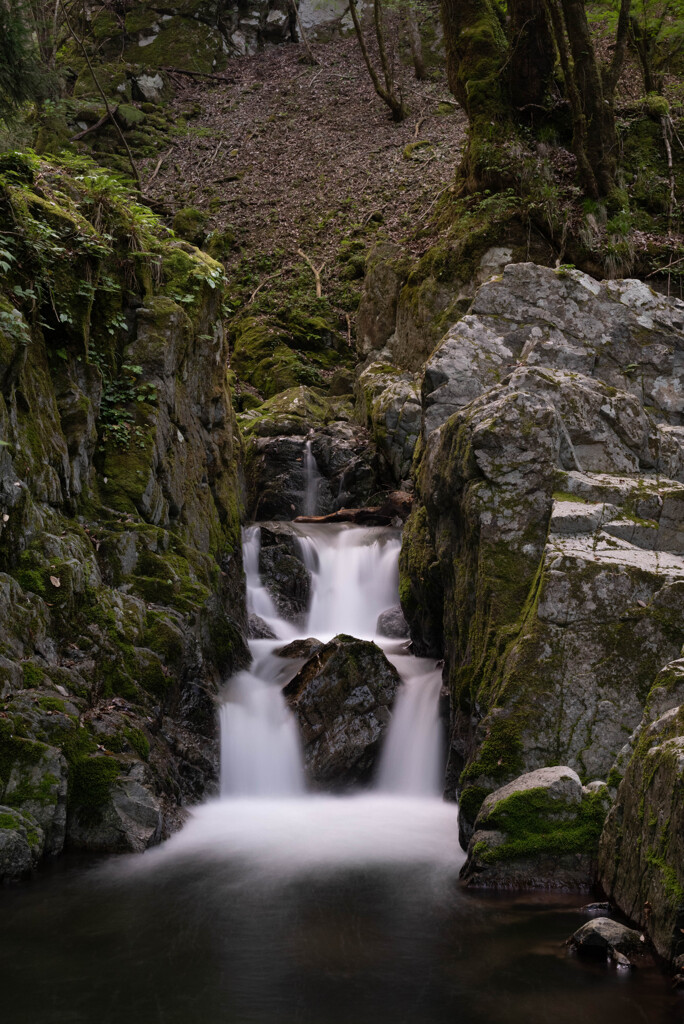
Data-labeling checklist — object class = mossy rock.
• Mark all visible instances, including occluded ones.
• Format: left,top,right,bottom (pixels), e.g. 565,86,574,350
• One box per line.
173,207,208,247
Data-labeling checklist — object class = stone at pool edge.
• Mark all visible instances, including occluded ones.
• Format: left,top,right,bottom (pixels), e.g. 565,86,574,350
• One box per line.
569,918,644,960
460,766,610,891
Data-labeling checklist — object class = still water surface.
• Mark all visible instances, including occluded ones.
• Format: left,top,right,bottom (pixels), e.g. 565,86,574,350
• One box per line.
0,848,680,1024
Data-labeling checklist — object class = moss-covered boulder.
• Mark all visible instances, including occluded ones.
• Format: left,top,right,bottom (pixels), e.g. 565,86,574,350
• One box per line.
461,767,609,890
282,634,401,787
402,263,684,842
355,362,421,488
240,387,378,520
231,313,349,403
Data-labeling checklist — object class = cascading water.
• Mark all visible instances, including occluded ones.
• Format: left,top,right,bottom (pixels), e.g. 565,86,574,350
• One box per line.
302,439,322,516
137,521,462,879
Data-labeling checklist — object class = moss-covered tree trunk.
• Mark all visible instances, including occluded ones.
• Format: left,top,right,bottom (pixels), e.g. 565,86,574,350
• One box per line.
441,0,508,187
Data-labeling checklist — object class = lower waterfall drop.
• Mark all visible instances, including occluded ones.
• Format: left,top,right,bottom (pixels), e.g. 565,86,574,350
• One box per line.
139,523,462,879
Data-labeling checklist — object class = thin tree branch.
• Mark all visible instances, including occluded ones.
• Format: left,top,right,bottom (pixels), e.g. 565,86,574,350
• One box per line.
297,248,325,298
289,0,318,64
604,0,632,97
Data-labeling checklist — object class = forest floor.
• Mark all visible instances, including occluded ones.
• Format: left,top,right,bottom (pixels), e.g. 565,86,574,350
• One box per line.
143,35,466,318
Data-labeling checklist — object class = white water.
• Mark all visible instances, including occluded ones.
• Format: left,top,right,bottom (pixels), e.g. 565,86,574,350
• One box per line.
303,439,321,516
134,523,461,878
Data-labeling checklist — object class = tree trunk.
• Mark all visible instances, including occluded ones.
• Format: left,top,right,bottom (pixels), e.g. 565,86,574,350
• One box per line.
405,6,425,80
560,0,617,194
507,0,555,109
441,0,508,122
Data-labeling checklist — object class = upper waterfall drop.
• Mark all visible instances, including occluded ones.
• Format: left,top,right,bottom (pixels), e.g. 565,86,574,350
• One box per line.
294,524,401,642
303,439,322,517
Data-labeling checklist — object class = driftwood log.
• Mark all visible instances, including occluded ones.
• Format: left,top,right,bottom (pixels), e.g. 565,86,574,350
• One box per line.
294,491,412,526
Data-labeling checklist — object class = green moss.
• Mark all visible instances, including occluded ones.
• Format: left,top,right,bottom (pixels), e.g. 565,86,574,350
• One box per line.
646,851,684,908
69,755,120,822
36,696,65,713
477,788,607,864
21,662,45,688
144,616,184,665
173,206,208,246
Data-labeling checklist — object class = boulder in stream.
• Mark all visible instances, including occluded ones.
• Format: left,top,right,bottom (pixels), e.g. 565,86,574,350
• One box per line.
282,634,401,787
460,767,608,890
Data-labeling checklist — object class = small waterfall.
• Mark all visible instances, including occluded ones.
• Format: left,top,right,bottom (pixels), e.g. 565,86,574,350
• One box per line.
303,440,321,516
243,526,280,628
377,663,443,796
219,524,450,835
220,670,304,796
137,521,462,879
295,525,401,641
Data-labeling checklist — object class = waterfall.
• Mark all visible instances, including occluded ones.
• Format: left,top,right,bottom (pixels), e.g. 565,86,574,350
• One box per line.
139,523,461,880
377,660,443,796
303,440,321,516
221,523,441,798
295,524,401,641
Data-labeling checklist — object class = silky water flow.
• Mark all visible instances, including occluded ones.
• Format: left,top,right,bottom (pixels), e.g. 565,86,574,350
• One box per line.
137,521,463,878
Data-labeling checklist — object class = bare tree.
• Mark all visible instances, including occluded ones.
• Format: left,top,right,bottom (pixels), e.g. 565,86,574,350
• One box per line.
348,0,406,121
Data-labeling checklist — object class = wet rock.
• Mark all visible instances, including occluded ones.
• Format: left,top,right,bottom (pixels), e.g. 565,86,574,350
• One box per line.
248,614,277,640
259,529,311,623
599,698,684,961
0,807,44,879
67,758,162,854
283,634,401,787
460,767,605,890
376,606,409,639
569,918,643,958
276,638,323,659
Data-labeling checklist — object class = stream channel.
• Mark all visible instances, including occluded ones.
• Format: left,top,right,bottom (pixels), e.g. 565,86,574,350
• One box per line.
0,523,681,1023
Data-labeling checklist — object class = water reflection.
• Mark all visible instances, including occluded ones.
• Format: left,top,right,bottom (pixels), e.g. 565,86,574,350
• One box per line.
0,856,680,1024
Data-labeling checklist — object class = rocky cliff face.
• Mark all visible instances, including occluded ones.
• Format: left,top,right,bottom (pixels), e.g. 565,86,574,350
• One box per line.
598,662,684,962
0,153,247,878
395,263,684,933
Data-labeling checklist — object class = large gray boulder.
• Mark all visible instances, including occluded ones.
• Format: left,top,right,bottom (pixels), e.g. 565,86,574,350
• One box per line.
282,634,401,787
400,263,684,840
460,767,608,890
356,362,421,488
422,263,684,438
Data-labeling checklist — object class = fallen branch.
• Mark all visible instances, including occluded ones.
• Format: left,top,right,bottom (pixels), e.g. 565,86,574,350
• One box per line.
297,248,325,298
295,491,413,526
147,150,169,185
70,105,118,141
249,269,286,305
413,116,425,138
160,65,236,83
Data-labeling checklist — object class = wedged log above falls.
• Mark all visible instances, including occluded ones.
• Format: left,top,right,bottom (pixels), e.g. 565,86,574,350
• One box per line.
294,491,412,526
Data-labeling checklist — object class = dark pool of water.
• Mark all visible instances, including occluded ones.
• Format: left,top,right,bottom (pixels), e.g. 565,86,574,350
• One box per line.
0,853,681,1024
